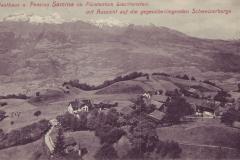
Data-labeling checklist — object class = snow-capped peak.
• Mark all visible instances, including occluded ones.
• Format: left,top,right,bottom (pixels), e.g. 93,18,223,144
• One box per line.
2,13,65,24
2,13,128,27
90,17,128,28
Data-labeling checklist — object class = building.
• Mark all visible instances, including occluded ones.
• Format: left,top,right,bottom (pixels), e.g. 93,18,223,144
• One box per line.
151,100,164,110
232,121,240,129
118,106,134,117
195,102,216,118
185,88,203,98
49,119,59,127
151,95,170,103
142,92,151,99
64,137,79,154
67,99,89,115
146,110,165,123
202,111,215,118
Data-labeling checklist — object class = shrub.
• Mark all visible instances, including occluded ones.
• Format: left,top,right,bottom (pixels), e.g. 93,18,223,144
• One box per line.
34,111,41,117
0,102,7,107
214,91,231,103
54,128,65,155
95,125,113,142
221,108,240,125
29,90,64,104
0,129,4,138
36,92,40,97
165,96,194,124
156,140,182,158
152,72,170,77
0,94,29,100
0,110,6,121
126,118,182,159
127,120,159,158
105,108,119,126
100,128,125,145
56,112,87,131
95,144,118,160
191,77,196,81
87,109,99,130
182,74,189,80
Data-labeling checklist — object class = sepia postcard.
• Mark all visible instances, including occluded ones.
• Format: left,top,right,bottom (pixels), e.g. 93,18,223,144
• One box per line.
0,0,240,160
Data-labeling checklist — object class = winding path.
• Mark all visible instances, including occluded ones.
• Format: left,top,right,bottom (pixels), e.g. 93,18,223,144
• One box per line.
44,120,56,153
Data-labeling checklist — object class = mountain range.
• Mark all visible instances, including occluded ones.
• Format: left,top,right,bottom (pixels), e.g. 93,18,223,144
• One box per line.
0,14,240,94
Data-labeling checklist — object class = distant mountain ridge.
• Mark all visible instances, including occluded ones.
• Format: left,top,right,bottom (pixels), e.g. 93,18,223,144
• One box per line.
0,17,239,94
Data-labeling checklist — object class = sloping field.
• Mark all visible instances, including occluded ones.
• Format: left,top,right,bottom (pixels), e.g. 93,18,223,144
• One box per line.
157,125,240,149
95,80,148,94
95,77,179,95
157,122,240,159
180,143,240,160
152,75,221,92
0,138,48,160
0,99,68,132
143,79,179,92
28,89,66,105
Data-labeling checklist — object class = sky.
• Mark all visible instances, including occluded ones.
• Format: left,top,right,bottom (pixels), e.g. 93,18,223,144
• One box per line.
0,0,239,40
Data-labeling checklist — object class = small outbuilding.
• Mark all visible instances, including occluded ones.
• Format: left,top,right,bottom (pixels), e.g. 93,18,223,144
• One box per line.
64,137,78,154
118,106,134,117
232,121,240,129
147,110,165,123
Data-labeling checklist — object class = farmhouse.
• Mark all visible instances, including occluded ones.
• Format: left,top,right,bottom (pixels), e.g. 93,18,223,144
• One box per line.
67,99,89,115
195,101,217,118
142,92,151,99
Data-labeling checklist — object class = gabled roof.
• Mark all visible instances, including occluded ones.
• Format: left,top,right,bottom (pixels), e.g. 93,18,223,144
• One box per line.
69,100,86,110
148,110,165,121
151,100,164,109
152,95,169,103
119,106,134,115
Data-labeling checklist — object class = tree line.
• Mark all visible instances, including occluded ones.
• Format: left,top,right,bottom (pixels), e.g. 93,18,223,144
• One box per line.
63,72,148,91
